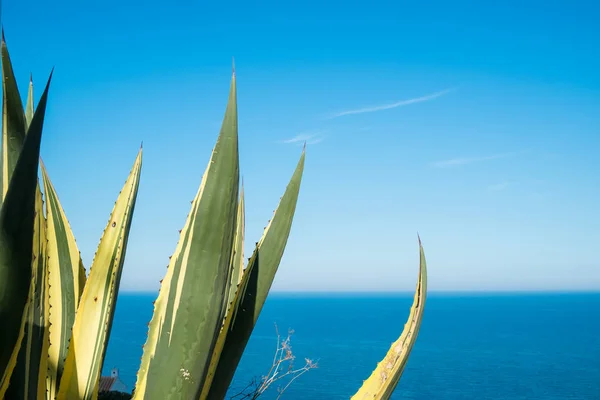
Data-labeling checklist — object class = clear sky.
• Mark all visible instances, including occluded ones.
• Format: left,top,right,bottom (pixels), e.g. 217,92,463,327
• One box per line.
3,0,599,292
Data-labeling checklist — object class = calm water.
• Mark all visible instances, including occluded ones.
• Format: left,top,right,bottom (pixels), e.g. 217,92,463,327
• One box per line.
102,292,600,399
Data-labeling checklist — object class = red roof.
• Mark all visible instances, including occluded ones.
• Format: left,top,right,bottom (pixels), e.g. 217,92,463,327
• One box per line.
98,376,116,392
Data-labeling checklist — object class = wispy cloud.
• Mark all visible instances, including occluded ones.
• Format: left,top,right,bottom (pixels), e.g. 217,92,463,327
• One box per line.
327,88,455,119
431,152,518,168
280,130,327,146
281,134,314,144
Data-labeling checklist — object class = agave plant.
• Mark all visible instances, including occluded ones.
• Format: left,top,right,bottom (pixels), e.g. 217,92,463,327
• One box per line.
0,34,143,400
0,30,427,400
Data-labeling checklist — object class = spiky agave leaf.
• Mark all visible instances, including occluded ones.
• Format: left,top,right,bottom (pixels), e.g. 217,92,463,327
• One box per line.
350,238,428,400
5,184,49,400
132,72,239,400
0,32,27,206
200,231,253,400
8,76,86,399
213,183,246,348
204,148,305,400
227,183,245,307
56,149,142,400
198,183,245,400
0,72,52,397
41,160,88,399
3,64,49,400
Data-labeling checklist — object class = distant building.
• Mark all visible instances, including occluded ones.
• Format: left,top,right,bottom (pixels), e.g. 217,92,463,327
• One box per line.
99,368,128,394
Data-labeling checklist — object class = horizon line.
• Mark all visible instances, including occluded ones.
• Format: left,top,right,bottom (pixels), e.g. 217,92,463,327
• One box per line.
116,289,600,295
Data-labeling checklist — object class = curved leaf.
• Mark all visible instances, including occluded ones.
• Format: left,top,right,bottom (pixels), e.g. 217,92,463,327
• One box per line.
350,238,428,400
0,72,52,397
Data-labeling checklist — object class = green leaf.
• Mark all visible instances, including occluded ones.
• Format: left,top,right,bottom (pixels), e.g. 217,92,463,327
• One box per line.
41,160,87,399
56,149,142,400
25,75,34,129
5,184,49,400
0,32,27,206
227,183,245,307
205,148,305,400
133,72,239,400
0,71,52,397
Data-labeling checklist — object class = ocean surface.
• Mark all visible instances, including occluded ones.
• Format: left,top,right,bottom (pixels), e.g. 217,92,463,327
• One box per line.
101,292,600,399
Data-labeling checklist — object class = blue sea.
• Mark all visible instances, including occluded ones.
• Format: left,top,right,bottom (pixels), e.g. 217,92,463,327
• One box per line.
102,292,600,399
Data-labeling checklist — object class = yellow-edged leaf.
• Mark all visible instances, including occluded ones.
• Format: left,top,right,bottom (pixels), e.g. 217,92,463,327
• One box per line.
200,243,254,400
41,161,87,399
56,149,142,400
0,32,27,205
5,184,50,400
205,148,305,400
227,184,245,306
350,238,428,400
4,65,50,400
0,71,52,397
25,75,34,129
133,73,239,400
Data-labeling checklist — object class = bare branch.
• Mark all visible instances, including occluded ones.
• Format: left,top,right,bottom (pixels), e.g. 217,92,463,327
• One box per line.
229,325,317,399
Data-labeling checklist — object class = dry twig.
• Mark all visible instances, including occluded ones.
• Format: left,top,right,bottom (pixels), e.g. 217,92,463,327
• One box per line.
230,324,317,399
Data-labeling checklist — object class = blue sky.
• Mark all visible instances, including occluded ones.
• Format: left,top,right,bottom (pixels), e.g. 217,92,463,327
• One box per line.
3,0,599,292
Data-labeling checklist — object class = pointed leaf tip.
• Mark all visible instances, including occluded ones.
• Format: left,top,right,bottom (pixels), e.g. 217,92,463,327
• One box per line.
232,57,236,75
37,71,54,104
1,27,4,43
29,72,32,82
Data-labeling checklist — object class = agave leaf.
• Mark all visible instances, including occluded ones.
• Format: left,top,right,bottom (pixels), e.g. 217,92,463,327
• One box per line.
350,238,428,400
0,72,52,397
5,184,49,400
25,75,34,129
133,73,239,400
0,32,27,205
41,160,88,399
205,148,305,400
198,184,246,400
200,237,255,400
227,183,245,306
5,62,49,400
56,149,142,400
